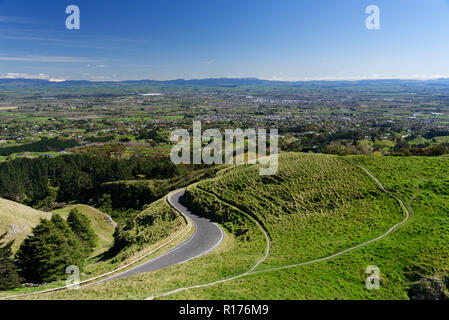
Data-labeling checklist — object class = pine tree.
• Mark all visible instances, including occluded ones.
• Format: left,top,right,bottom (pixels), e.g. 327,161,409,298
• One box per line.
51,214,86,264
67,208,97,255
0,233,22,290
15,215,86,283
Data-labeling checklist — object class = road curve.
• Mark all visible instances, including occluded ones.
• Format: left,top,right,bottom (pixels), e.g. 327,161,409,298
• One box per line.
95,189,224,283
147,165,411,299
0,189,224,299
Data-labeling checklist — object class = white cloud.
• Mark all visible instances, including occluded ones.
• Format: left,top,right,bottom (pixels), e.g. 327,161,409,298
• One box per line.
0,73,65,82
261,74,449,82
202,60,215,65
82,73,118,82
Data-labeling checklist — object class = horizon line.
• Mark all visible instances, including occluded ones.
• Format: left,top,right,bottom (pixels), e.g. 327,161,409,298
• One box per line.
1,75,449,83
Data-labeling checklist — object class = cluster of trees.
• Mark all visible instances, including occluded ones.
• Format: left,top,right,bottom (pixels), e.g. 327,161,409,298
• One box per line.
84,135,116,143
423,130,449,140
12,209,97,285
393,143,448,157
0,208,97,289
281,131,449,157
321,141,448,157
94,180,163,212
0,153,179,207
137,128,168,144
112,198,179,252
0,137,79,156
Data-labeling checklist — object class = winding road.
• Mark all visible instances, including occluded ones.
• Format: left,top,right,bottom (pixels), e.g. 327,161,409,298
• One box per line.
1,166,410,300
0,189,224,299
95,189,224,283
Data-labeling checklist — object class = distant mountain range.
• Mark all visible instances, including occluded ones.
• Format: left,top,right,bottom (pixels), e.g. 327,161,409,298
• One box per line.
1,77,449,91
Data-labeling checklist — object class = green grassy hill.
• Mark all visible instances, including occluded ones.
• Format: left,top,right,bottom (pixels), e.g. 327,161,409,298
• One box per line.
167,153,449,299
6,152,449,300
185,153,403,269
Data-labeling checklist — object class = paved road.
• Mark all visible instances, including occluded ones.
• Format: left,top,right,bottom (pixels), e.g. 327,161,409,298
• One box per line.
0,189,224,299
96,189,224,283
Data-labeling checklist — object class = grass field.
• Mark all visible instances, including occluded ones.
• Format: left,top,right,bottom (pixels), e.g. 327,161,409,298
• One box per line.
161,154,449,299
3,153,448,300
186,153,403,270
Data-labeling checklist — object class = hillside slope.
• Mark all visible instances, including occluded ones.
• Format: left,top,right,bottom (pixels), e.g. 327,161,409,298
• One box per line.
0,198,51,251
166,153,449,299
185,152,403,269
8,153,448,300
51,205,117,256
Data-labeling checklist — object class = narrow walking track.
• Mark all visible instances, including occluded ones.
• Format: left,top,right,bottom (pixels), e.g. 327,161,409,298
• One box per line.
147,165,410,299
1,166,410,300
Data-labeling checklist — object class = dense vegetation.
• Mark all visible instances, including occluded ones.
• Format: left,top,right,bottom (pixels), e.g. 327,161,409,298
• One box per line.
15,209,97,284
67,208,98,256
92,165,221,217
50,204,116,257
0,138,79,156
112,198,185,253
0,153,178,209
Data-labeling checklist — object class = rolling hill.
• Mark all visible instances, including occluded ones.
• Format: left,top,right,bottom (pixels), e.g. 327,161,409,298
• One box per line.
184,153,404,270
167,153,449,299
0,199,116,254
0,198,51,251
6,152,449,300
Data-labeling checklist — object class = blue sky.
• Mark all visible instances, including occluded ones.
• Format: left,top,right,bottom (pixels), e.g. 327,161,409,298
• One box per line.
1,0,449,81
